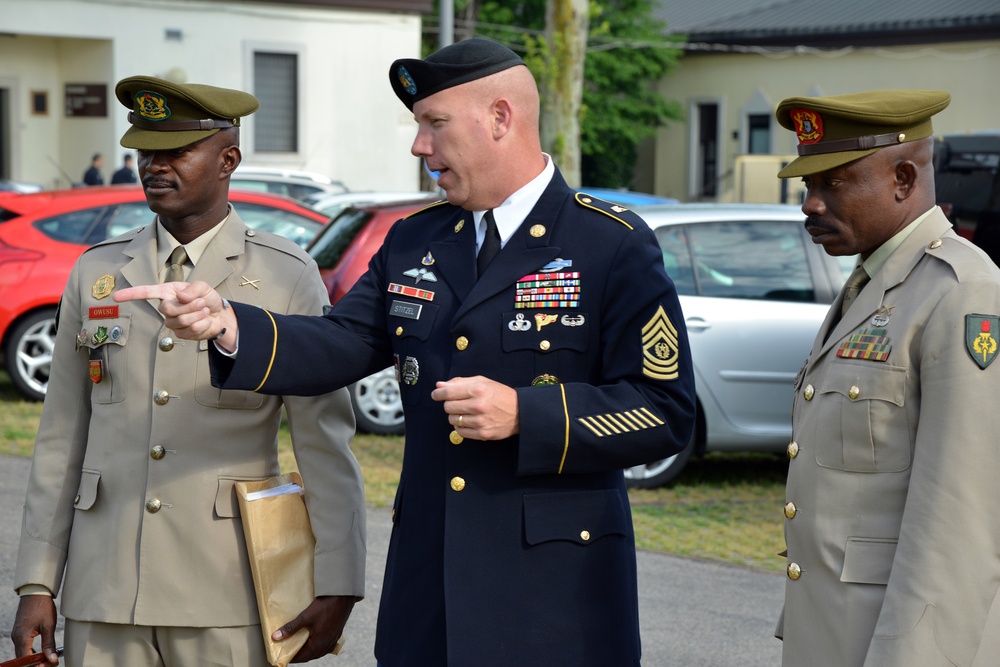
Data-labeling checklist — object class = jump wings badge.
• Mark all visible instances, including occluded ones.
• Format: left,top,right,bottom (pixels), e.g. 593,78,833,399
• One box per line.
641,305,680,380
967,314,1000,369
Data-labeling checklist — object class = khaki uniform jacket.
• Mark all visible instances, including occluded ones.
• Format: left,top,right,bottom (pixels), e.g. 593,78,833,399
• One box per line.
778,208,1000,666
15,209,366,627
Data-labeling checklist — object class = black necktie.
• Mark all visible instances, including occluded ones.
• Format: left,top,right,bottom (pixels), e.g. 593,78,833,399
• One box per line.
477,209,501,277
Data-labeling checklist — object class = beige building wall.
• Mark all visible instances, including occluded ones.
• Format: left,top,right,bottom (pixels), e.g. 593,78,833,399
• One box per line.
646,40,1000,203
0,0,422,190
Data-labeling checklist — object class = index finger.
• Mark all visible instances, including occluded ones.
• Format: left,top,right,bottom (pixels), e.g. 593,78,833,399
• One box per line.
113,284,172,303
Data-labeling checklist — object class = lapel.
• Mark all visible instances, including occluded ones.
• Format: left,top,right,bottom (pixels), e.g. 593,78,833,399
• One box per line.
118,210,248,319
190,210,245,297
811,209,954,363
425,207,477,308
452,171,571,322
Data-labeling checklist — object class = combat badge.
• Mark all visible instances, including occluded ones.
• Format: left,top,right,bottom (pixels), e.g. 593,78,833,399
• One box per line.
967,314,999,369
641,305,680,380
92,274,115,299
531,374,559,386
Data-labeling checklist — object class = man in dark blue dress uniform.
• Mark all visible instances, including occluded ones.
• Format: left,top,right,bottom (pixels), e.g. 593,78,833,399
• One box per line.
117,38,696,667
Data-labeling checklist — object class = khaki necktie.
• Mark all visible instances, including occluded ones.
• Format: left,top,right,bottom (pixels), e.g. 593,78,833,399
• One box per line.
165,246,188,283
477,209,501,278
841,264,869,317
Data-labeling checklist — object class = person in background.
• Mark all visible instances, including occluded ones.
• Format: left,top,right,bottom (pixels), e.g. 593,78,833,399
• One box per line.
113,38,696,667
82,153,103,186
10,76,365,667
110,153,137,184
774,89,1000,666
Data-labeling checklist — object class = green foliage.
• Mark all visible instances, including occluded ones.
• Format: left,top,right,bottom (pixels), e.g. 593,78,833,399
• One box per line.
426,0,684,188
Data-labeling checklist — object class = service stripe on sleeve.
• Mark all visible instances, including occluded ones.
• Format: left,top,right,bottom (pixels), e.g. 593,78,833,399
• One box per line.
253,309,279,393
558,384,570,474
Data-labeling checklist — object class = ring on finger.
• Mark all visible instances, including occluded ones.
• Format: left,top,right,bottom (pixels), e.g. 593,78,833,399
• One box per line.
458,415,464,428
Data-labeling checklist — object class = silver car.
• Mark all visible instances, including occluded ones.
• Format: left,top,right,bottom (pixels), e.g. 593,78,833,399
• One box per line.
624,203,852,487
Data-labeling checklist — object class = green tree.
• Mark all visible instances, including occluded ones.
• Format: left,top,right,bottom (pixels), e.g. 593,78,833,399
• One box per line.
426,0,684,189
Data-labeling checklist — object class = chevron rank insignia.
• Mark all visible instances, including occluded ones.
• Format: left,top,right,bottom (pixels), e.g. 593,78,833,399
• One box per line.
641,305,680,380
967,314,999,369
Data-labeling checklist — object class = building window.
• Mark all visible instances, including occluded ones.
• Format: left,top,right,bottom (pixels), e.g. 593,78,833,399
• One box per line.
253,52,298,153
747,114,771,155
698,103,718,198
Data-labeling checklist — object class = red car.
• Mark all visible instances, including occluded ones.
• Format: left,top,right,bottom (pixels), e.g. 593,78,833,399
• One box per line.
307,197,439,434
0,184,329,401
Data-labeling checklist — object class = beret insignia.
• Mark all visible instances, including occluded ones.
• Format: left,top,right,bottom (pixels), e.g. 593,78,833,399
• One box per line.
397,66,417,96
135,90,170,121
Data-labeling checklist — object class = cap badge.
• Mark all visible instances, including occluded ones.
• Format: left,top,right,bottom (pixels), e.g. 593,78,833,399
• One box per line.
790,108,823,145
397,66,417,95
134,90,171,121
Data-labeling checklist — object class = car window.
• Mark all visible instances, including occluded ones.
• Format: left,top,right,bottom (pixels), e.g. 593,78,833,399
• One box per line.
685,221,815,302
307,209,371,269
234,202,323,249
654,225,696,295
33,207,108,244
96,201,156,243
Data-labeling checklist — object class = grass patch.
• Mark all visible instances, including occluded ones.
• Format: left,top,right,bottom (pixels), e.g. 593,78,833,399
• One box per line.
2,371,787,572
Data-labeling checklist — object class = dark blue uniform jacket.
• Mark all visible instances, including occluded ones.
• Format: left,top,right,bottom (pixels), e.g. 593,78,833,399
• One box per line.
211,170,696,666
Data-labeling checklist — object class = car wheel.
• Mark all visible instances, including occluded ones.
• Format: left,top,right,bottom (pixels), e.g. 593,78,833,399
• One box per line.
349,367,405,435
3,307,57,402
623,430,696,489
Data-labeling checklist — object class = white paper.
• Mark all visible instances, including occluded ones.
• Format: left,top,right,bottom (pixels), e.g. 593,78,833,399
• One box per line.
245,482,303,501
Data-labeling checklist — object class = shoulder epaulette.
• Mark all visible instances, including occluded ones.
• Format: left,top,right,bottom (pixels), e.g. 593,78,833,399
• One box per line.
574,192,639,230
85,226,145,252
403,199,450,219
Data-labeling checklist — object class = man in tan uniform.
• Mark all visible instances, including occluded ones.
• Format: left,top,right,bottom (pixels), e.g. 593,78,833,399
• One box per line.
775,89,1000,666
10,77,366,666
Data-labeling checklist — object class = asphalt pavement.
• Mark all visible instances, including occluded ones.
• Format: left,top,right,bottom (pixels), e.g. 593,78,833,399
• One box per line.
0,453,784,665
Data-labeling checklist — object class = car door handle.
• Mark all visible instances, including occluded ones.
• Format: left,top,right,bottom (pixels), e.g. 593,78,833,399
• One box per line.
685,317,710,332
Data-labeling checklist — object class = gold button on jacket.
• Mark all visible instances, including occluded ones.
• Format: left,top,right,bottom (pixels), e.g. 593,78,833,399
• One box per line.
450,476,466,492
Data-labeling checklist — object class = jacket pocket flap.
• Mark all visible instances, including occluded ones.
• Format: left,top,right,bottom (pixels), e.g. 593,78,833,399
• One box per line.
523,489,627,546
841,537,897,584
74,469,101,510
215,475,272,518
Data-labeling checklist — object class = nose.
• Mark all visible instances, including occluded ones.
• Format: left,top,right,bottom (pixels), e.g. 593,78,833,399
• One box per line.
411,128,430,158
801,186,824,218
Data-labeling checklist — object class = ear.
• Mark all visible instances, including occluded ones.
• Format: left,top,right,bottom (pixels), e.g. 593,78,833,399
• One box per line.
220,145,242,178
894,160,918,202
492,98,513,140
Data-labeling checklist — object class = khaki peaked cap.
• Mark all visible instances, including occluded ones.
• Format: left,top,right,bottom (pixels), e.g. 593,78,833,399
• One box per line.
115,76,259,151
776,89,951,178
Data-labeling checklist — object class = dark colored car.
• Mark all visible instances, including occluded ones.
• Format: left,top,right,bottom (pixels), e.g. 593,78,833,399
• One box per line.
307,197,439,434
934,132,1000,263
0,185,329,401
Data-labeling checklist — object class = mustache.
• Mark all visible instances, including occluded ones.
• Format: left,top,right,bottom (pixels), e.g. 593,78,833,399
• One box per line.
804,215,836,233
142,177,173,187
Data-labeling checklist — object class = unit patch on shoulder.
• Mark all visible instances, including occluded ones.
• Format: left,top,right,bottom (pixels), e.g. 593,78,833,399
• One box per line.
966,314,999,369
641,305,680,380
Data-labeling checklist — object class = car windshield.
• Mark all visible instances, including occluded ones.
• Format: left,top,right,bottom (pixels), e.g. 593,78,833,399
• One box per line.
235,202,324,248
307,209,371,269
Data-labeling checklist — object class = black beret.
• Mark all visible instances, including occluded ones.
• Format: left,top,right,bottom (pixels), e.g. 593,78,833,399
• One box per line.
115,75,259,151
390,38,525,111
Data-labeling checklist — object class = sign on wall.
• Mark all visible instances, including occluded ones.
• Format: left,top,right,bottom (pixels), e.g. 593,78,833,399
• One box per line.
65,83,107,117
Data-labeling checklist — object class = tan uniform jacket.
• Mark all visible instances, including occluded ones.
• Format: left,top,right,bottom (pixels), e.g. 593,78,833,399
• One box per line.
778,208,1000,666
14,209,366,627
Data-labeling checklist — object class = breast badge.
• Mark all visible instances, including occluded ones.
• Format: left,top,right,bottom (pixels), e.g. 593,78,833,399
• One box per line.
92,274,115,299
836,328,891,361
641,305,680,381
967,314,999,369
534,313,557,331
515,271,580,309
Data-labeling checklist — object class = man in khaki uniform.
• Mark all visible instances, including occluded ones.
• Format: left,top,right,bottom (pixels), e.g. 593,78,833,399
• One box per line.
10,77,366,666
775,89,1000,666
